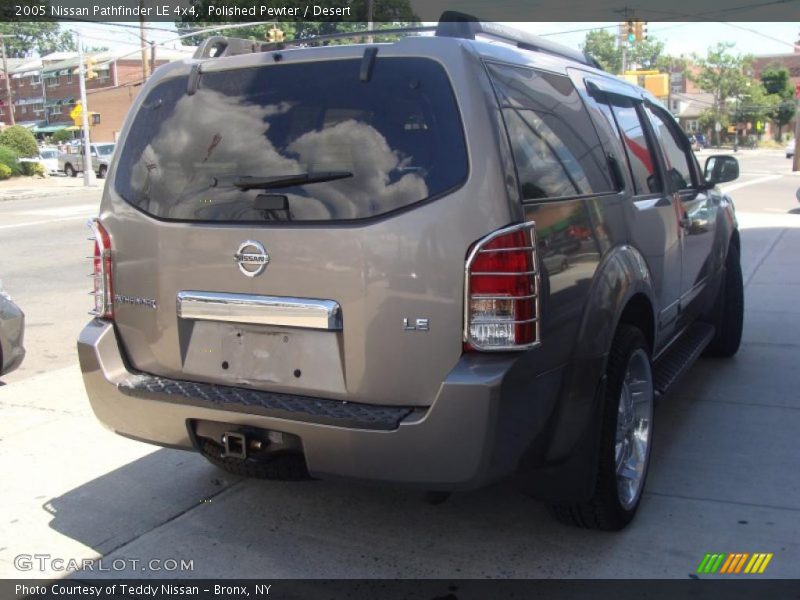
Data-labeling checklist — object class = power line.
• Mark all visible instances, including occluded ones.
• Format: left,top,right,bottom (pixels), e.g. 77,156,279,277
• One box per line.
720,22,798,48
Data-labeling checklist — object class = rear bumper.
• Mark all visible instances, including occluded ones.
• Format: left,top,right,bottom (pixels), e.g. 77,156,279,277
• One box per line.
78,319,571,490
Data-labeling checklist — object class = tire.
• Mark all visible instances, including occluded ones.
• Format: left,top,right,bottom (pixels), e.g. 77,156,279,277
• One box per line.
64,164,76,177
704,244,744,357
199,438,311,481
549,325,654,530
98,165,107,179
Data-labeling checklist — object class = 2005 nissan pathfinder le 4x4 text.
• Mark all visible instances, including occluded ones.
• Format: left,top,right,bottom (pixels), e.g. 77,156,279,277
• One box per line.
78,14,744,530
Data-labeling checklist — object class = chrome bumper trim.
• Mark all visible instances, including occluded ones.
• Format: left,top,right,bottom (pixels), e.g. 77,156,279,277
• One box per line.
177,291,342,330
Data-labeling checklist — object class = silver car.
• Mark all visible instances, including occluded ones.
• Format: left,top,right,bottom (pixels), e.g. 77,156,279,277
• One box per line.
78,15,743,530
0,281,25,376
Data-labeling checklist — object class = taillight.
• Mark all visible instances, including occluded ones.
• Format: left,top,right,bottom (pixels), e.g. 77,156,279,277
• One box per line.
464,222,540,351
88,219,113,319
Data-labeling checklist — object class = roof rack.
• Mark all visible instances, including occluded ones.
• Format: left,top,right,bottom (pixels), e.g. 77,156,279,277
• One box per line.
192,11,602,70
193,26,436,59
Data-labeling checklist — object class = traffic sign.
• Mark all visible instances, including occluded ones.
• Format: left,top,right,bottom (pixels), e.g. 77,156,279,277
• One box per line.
70,102,82,126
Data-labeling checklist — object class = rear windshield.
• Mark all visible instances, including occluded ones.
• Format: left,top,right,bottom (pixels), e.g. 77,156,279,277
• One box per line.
115,57,468,222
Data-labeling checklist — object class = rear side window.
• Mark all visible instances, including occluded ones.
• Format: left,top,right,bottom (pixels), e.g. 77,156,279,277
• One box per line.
606,98,663,195
115,58,468,222
644,105,694,191
486,62,614,201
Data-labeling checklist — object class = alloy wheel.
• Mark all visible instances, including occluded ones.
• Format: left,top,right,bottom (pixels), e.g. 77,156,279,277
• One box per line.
615,348,654,510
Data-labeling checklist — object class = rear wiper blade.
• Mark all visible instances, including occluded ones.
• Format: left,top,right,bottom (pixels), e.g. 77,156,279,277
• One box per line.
233,171,353,191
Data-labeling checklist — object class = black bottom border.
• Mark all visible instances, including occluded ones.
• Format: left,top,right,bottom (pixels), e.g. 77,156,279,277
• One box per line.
4,579,800,600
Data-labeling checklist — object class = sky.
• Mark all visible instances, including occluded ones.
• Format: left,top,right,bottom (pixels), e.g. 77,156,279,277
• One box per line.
61,21,800,58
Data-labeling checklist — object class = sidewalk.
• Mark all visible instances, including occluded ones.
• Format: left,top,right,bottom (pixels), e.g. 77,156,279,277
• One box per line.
0,176,102,202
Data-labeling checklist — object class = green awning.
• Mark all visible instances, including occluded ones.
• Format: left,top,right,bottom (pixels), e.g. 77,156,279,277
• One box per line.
32,123,68,133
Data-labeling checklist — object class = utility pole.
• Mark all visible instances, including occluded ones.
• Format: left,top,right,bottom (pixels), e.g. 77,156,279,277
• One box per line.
77,31,94,187
139,2,149,80
621,42,628,75
0,35,15,126
366,0,374,44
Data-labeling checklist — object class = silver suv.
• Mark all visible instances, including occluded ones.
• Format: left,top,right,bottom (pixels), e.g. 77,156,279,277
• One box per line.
78,15,743,530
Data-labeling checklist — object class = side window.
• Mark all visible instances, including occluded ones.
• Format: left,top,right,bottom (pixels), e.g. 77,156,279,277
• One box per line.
606,97,662,196
486,63,615,201
645,105,695,191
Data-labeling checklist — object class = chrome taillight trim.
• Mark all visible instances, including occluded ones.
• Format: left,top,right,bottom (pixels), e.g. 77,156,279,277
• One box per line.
469,269,539,276
471,293,538,301
87,218,112,319
470,317,539,325
463,221,542,352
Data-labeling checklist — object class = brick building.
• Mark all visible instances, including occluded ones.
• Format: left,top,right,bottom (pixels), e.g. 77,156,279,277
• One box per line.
1,48,192,141
751,46,800,138
86,83,144,142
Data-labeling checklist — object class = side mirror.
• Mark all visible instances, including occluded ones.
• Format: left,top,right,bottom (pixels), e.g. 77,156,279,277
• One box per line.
704,155,739,187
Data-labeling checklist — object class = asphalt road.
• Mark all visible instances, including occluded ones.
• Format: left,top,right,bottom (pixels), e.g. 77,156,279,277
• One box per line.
1,149,798,579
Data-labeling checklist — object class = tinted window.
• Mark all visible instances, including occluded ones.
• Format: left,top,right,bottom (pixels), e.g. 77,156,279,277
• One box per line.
115,58,467,222
607,98,662,195
645,105,694,191
487,63,613,200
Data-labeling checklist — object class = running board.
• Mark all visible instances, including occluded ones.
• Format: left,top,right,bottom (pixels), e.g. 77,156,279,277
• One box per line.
653,322,715,400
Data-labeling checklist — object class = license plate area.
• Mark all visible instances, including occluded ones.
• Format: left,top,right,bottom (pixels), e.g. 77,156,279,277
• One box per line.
179,320,346,394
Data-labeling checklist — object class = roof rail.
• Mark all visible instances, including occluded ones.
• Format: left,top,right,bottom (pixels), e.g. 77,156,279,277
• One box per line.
191,13,602,70
194,26,437,58
435,11,602,69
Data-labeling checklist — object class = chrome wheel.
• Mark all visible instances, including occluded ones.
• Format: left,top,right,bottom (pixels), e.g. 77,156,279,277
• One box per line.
615,348,653,510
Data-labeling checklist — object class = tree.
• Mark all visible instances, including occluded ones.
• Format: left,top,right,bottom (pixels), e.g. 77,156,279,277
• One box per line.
581,29,621,74
175,0,418,46
51,129,74,144
582,29,667,74
733,82,779,136
626,37,665,71
690,43,753,145
0,23,76,58
0,125,38,157
761,65,796,139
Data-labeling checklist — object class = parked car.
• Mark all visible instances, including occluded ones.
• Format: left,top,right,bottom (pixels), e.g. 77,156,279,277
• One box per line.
695,133,707,149
0,281,25,377
786,140,795,159
18,147,59,176
37,147,60,175
77,14,744,531
59,143,115,178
